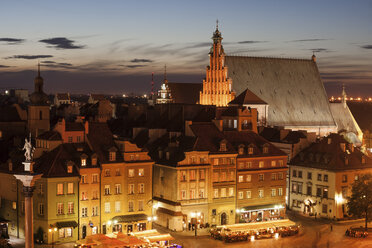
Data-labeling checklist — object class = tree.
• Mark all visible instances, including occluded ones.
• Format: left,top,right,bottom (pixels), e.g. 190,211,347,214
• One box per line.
347,173,372,230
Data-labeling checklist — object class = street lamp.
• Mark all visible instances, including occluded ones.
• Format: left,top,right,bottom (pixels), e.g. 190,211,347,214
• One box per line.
48,227,57,248
191,212,201,237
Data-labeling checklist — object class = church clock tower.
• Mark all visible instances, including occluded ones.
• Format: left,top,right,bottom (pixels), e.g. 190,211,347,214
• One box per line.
199,21,235,106
28,64,50,137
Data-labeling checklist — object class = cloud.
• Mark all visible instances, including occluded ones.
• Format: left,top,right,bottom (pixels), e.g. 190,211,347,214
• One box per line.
40,61,73,69
308,48,331,53
289,39,329,42
0,65,11,68
5,55,53,60
0,38,25,44
39,37,85,49
361,45,372,49
126,65,147,68
237,40,268,44
130,58,153,63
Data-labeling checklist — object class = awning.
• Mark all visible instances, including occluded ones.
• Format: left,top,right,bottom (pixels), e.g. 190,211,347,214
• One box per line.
112,214,148,223
0,217,9,224
145,234,174,243
56,221,78,228
157,207,183,216
242,204,285,212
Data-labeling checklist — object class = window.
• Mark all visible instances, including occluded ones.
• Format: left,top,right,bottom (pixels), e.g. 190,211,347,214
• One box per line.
81,191,88,200
190,156,196,164
38,203,44,215
92,174,98,183
200,157,206,164
271,188,276,197
213,172,219,182
342,175,347,183
263,146,269,154
199,189,205,198
293,170,297,177
104,185,110,195
39,183,44,194
104,202,110,213
279,160,284,166
199,169,205,180
190,189,196,199
220,172,227,181
229,187,234,197
128,201,134,212
238,175,244,183
259,161,264,168
324,174,328,182
271,173,277,181
238,191,244,199
128,169,134,177
316,187,322,197
271,161,276,167
68,136,73,143
323,188,328,198
258,174,264,181
246,174,252,182
258,189,264,198
278,188,283,196
355,174,359,181
68,202,74,214
81,159,86,166
246,162,252,168
246,190,252,199
92,206,98,216
67,182,74,194
322,204,328,214
115,184,121,194
307,172,312,180
214,158,219,165
298,171,303,178
109,152,116,161
181,171,187,181
104,169,111,177
57,203,64,215
92,191,98,200
115,201,121,212
81,175,87,184
190,170,196,180
248,147,254,155
92,157,97,166
77,136,81,143
82,207,88,217
12,201,16,210
115,169,121,176
292,183,298,193
307,186,312,195
229,171,234,181
213,189,218,198
129,184,134,194
221,188,227,197
220,142,226,152
342,187,348,198
181,190,187,199
317,174,322,181
238,162,244,169
298,183,303,194
239,147,244,155
278,173,284,180
57,183,64,195
138,168,144,176
138,200,144,211
138,183,144,194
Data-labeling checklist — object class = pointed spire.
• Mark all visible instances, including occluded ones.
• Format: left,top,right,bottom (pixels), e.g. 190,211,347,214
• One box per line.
38,62,41,77
216,19,219,30
342,84,347,108
164,64,168,84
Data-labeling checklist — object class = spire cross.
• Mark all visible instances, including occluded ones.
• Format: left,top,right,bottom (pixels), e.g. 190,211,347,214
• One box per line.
216,19,219,30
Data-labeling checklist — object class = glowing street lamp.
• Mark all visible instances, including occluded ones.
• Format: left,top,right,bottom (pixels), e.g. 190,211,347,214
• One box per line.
48,227,58,248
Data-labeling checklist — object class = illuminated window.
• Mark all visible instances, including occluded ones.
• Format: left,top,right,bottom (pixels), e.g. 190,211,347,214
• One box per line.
271,161,276,167
82,207,88,217
238,191,244,199
238,175,244,182
259,161,264,168
199,188,205,198
57,203,64,215
190,189,196,199
138,183,144,194
92,174,98,183
278,188,283,196
129,184,134,194
271,189,276,197
138,168,144,176
248,147,254,155
38,203,44,215
115,169,121,176
138,200,144,211
92,206,98,216
109,151,116,161
67,165,73,173
128,201,134,212
67,182,74,194
57,183,64,195
258,189,264,198
246,162,252,168
115,201,121,212
92,191,98,200
105,169,110,177
213,189,219,198
81,159,86,166
68,202,74,214
221,188,227,197
246,190,252,199
229,187,234,197
115,184,121,194
104,202,110,213
181,190,187,199
104,185,110,195
128,169,134,177
246,174,252,182
81,191,88,200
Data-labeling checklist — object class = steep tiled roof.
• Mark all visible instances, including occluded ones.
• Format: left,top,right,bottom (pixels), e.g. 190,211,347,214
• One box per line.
329,102,361,134
37,130,62,140
347,102,372,131
290,133,372,171
225,56,336,127
0,105,23,122
65,122,85,132
229,88,267,105
259,127,281,142
224,130,286,157
190,122,235,153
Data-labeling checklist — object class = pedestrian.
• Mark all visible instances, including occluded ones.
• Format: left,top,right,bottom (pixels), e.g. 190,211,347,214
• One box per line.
330,223,333,231
315,213,317,220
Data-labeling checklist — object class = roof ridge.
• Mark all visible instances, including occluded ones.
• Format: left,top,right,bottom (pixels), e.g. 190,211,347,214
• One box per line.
46,145,65,176
226,54,312,62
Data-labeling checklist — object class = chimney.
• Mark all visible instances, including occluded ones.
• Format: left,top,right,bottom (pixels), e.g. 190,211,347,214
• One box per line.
84,121,89,135
185,121,193,136
340,143,346,152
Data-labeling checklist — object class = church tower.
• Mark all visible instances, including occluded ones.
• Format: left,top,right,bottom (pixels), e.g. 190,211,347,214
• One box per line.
199,21,235,106
28,64,50,137
156,65,173,104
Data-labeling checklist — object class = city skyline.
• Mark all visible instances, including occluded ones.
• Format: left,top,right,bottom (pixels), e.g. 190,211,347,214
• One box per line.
0,0,371,96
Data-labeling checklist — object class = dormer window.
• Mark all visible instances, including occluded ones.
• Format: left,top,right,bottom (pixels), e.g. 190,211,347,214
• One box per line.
81,154,88,167
263,144,269,154
220,140,227,152
109,152,116,161
67,161,74,173
248,147,254,155
238,145,244,155
166,151,170,160
91,154,97,166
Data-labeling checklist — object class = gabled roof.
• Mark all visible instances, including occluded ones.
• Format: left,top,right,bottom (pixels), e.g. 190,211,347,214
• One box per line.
167,83,202,104
189,122,235,153
65,122,85,132
347,102,372,131
290,133,372,171
37,130,62,141
225,56,336,127
329,102,361,134
0,105,23,122
229,88,267,105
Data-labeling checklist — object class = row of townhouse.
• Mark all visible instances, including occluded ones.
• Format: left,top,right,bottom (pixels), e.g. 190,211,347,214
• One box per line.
0,121,153,244
149,107,288,231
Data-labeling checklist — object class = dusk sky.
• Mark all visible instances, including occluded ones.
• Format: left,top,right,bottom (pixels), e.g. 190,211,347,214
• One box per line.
0,0,371,96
